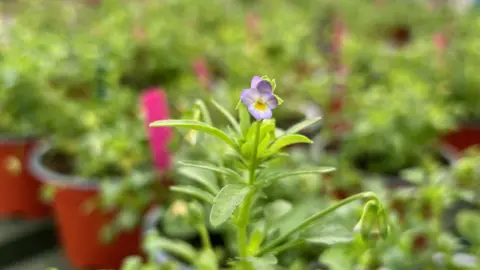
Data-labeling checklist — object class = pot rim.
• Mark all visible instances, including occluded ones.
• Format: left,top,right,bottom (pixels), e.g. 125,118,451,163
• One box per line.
143,206,192,270
29,141,99,190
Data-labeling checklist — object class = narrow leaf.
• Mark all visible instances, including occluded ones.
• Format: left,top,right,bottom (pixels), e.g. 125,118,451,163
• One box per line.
170,186,215,204
263,168,336,186
194,99,212,125
284,117,322,135
211,99,241,134
179,161,245,184
263,134,312,157
178,167,219,195
210,184,250,227
150,120,236,148
144,233,197,263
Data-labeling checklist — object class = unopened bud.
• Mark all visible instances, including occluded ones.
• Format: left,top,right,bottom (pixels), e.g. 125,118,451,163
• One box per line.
377,209,390,239
354,200,379,241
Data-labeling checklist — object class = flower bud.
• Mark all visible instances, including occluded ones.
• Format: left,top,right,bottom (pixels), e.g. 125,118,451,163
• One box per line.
377,209,390,240
354,200,379,241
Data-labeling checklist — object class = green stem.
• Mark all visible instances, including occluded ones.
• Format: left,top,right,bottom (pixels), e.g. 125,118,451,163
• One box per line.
197,223,212,250
248,122,261,185
258,192,379,256
237,122,262,266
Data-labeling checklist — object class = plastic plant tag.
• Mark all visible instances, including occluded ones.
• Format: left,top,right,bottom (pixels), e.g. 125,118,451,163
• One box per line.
141,88,172,170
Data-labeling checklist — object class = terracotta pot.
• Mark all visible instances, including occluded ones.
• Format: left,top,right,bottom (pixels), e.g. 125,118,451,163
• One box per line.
0,136,49,218
29,142,141,269
443,122,480,153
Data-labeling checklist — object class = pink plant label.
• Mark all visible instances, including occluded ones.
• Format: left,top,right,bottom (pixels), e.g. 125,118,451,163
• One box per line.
141,88,172,170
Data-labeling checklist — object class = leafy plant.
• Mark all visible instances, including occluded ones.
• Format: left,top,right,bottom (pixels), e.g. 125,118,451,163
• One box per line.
133,75,389,269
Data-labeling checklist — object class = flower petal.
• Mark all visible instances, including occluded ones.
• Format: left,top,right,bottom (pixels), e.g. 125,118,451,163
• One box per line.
251,76,262,88
260,92,278,109
241,88,260,106
248,103,272,120
256,80,272,94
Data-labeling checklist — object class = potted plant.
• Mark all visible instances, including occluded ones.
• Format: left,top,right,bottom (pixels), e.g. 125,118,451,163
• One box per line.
322,38,460,187
338,0,446,49
29,88,166,269
442,13,480,152
125,75,389,269
0,36,54,218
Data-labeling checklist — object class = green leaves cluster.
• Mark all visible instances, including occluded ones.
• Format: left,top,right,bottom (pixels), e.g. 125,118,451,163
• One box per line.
149,97,389,269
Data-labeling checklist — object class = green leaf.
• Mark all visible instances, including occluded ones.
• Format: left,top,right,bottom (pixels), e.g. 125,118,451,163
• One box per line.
259,119,276,140
239,105,251,136
264,200,293,222
170,186,215,204
179,161,245,184
246,255,278,270
149,120,236,149
306,224,354,245
320,246,354,270
144,232,197,264
284,117,322,135
248,228,265,255
262,134,312,157
178,167,219,195
121,256,143,270
211,99,241,134
262,168,336,186
195,99,212,125
195,249,219,270
210,184,251,227
456,210,480,245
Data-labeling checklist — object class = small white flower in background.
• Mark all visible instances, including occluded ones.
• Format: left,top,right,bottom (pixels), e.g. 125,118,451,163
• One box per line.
170,200,188,217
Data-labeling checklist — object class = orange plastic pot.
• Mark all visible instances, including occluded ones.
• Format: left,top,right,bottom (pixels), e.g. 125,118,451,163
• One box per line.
30,142,142,269
0,136,49,218
443,123,480,153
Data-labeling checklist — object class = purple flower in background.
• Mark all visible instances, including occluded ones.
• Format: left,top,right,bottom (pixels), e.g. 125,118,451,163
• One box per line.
240,76,278,120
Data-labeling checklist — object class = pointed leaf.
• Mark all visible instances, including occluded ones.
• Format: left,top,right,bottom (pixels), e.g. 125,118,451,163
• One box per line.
284,117,322,135
179,161,245,184
262,168,336,186
194,99,212,125
210,184,250,227
263,134,312,157
306,224,354,245
144,232,197,264
211,99,241,134
178,167,219,195
170,186,215,204
150,120,236,148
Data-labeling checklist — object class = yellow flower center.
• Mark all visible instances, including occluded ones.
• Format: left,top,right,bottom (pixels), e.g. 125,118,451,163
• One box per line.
254,101,268,111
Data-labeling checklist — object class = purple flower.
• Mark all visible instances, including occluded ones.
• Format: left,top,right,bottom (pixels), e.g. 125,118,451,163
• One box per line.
240,76,278,120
